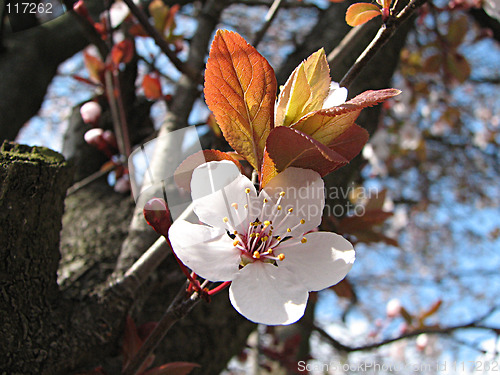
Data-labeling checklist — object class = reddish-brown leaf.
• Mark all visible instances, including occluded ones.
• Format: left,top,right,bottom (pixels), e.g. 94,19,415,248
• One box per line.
143,362,200,375
111,39,135,66
291,88,399,146
446,52,470,83
261,127,348,187
345,3,381,27
328,123,369,161
143,74,163,100
174,150,244,192
204,30,277,171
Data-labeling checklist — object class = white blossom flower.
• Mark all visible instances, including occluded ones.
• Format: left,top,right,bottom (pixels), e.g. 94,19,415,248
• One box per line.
169,161,355,325
322,82,348,109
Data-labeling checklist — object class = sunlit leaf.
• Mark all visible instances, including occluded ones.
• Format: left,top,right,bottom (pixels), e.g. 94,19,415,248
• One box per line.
261,127,348,187
345,3,381,27
174,150,244,192
163,4,180,36
291,89,400,146
275,48,331,127
83,51,105,84
142,74,163,100
204,30,277,170
111,39,134,66
142,362,200,375
149,0,169,33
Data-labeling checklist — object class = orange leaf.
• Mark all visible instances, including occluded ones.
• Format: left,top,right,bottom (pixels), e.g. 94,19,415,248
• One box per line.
142,74,163,100
204,30,277,171
83,51,105,84
345,3,381,27
174,150,244,192
111,39,134,66
291,88,400,146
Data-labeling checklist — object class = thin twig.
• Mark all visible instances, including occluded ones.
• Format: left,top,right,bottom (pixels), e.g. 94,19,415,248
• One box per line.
122,284,202,375
67,163,117,196
120,236,170,293
339,0,428,88
120,0,201,83
311,309,500,353
252,0,283,48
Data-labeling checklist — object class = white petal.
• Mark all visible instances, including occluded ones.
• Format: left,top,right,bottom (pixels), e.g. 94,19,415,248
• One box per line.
168,220,240,281
191,161,257,229
279,232,355,291
191,161,241,200
262,168,324,237
229,262,309,325
322,82,348,108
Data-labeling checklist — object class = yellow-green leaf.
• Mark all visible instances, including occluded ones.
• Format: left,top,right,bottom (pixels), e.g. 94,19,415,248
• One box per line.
149,0,169,34
345,3,381,27
204,30,277,171
275,48,331,127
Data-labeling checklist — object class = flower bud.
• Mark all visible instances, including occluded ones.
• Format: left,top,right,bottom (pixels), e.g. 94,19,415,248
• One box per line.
416,333,428,351
143,198,172,236
80,101,102,125
386,298,402,318
84,128,105,148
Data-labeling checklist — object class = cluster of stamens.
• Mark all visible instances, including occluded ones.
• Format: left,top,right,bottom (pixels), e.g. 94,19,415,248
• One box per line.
221,189,308,267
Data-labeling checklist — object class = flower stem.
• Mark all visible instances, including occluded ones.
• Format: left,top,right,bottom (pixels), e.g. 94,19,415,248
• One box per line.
207,281,231,296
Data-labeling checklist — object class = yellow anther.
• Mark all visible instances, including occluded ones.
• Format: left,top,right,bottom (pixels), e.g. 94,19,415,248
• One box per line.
301,237,307,243
279,191,286,197
233,240,239,246
245,188,251,194
263,220,271,227
276,236,282,241
261,236,268,242
300,219,305,224
233,230,238,235
288,208,294,213
231,203,238,209
223,217,229,223
287,228,291,233
253,251,260,259
278,254,285,261
277,205,282,210
268,248,274,255
263,198,268,203
244,204,248,209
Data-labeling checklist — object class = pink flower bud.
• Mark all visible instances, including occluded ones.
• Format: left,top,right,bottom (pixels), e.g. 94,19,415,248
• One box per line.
386,298,402,318
80,101,102,125
84,128,105,147
143,198,172,236
416,333,428,351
